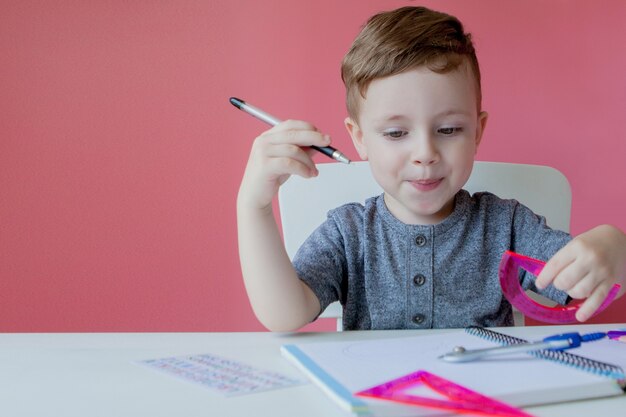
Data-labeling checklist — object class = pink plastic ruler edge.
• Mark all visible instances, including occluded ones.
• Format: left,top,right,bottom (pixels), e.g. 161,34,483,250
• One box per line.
499,251,620,324
356,369,535,417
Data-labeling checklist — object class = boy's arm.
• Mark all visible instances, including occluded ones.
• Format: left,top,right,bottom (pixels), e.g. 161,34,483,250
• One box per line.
237,203,321,331
536,225,626,321
236,120,332,331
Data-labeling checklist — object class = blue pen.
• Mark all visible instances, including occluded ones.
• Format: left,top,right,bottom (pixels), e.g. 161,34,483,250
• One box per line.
440,332,607,363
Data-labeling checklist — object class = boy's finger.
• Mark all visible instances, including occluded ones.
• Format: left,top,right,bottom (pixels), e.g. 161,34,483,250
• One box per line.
265,144,318,173
266,156,318,179
304,147,321,159
267,119,319,133
575,283,612,322
266,129,332,148
551,260,591,293
535,250,575,289
567,271,600,300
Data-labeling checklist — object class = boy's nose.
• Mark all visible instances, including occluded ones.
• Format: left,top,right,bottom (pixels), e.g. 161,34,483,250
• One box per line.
411,136,440,165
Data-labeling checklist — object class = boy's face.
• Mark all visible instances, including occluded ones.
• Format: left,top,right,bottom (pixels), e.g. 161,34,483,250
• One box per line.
345,65,488,225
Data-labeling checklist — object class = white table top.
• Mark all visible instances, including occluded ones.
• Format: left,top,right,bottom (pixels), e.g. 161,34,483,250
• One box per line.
1,324,624,417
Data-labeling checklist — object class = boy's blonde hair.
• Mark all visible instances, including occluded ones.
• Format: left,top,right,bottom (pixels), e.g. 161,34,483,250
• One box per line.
341,6,481,121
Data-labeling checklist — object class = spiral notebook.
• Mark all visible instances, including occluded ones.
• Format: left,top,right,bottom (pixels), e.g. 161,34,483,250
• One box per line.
281,327,625,416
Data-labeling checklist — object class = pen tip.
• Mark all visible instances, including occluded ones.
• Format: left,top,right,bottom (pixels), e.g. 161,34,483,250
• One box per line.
229,97,244,109
336,154,351,164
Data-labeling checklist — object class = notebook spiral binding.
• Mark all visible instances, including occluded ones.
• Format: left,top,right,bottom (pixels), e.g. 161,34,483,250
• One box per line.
466,326,626,381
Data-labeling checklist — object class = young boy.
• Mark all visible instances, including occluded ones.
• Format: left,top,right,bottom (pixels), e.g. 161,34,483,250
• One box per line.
237,6,626,331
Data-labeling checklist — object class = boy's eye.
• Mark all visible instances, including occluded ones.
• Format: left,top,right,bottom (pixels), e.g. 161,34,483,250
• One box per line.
438,127,463,136
382,130,408,139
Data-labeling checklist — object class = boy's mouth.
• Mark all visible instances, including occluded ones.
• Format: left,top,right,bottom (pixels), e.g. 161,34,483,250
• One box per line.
408,178,443,191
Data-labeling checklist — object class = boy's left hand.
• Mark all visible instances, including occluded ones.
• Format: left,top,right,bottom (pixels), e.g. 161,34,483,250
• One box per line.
535,225,626,322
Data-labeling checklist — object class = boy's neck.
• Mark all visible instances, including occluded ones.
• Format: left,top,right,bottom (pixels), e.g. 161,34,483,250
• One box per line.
382,193,457,226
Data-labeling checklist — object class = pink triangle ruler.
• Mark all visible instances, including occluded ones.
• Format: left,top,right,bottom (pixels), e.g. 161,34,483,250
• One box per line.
356,370,535,417
499,251,620,323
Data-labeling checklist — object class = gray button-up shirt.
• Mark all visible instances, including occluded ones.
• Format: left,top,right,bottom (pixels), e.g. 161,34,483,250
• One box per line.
293,190,571,330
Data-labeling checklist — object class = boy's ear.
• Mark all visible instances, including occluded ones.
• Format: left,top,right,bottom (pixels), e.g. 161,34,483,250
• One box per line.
344,117,368,160
474,111,489,151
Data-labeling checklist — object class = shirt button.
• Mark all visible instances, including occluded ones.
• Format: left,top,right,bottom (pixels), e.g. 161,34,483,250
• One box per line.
412,314,425,325
415,235,427,247
413,274,426,286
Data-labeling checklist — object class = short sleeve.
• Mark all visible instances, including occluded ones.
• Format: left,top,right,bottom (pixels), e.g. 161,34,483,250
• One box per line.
510,202,572,305
292,212,348,317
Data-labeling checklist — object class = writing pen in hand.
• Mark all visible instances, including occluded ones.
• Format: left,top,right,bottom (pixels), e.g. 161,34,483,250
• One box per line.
229,97,351,164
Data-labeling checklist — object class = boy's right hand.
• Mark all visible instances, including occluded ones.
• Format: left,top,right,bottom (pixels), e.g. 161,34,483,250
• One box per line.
238,120,332,210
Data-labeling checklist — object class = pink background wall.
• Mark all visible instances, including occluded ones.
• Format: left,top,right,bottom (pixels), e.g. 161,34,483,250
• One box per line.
1,0,624,332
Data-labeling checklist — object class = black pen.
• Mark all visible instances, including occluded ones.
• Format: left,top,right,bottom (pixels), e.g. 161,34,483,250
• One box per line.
229,97,351,164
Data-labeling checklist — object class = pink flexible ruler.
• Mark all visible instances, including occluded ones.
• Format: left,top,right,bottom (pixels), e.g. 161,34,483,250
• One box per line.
499,250,620,323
